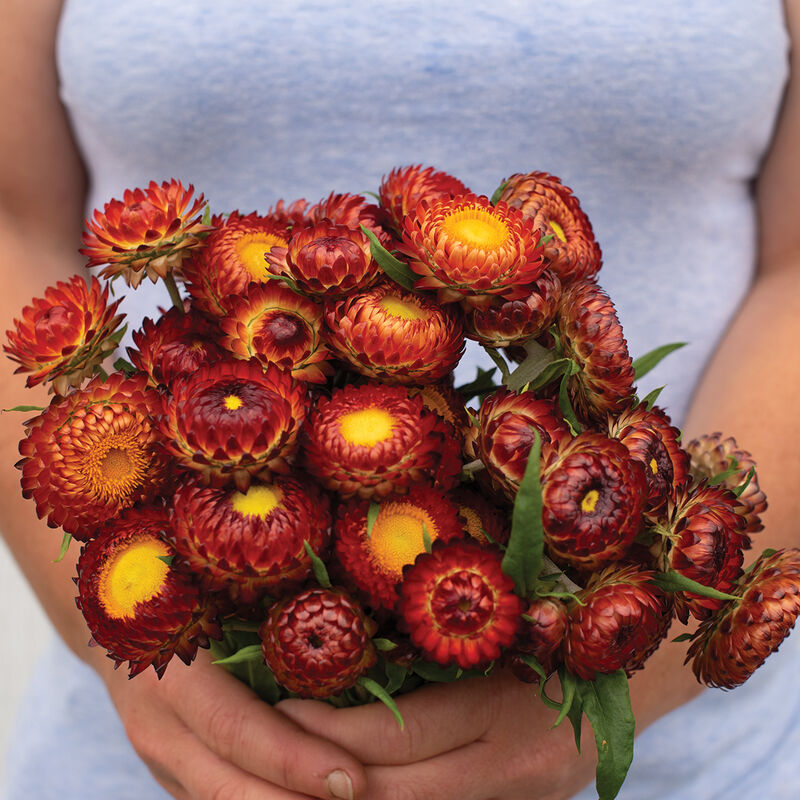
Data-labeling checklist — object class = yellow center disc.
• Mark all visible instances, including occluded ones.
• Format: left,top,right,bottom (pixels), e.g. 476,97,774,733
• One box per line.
368,503,438,578
581,489,600,513
549,220,567,242
339,408,395,447
98,535,171,620
231,484,283,519
649,457,659,475
81,432,149,503
441,207,510,250
235,232,288,280
379,295,427,321
223,394,243,411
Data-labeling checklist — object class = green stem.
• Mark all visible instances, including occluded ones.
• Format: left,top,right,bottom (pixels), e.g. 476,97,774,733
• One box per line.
163,272,185,312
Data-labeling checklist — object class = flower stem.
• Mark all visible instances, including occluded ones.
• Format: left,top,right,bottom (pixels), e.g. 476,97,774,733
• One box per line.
163,272,185,313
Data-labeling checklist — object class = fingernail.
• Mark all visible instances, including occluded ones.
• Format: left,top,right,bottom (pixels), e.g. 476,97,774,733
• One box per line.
326,769,354,800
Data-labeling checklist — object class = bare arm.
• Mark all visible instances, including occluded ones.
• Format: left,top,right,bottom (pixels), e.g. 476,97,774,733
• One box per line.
0,4,366,798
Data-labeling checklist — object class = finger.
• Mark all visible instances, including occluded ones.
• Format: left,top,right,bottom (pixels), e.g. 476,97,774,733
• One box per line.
277,676,494,766
168,656,365,799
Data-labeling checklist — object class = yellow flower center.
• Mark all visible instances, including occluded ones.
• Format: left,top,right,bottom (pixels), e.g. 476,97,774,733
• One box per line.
459,505,488,544
379,295,427,321
549,220,567,242
235,232,288,280
649,457,659,475
581,489,600,513
223,394,243,411
81,431,150,502
231,484,283,519
339,407,395,447
98,534,171,620
368,501,439,579
442,206,510,251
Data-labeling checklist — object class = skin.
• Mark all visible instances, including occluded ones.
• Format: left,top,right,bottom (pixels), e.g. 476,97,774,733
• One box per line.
1,0,798,798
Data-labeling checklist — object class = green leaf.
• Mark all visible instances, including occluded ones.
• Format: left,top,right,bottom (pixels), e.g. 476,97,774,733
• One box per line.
411,660,461,682
3,405,45,413
422,522,433,553
518,653,547,683
361,190,381,202
553,666,577,729
456,366,499,400
266,272,301,292
157,555,174,566
489,180,508,206
357,677,405,729
373,638,398,652
639,386,664,411
539,233,555,247
505,340,554,392
383,660,409,694
485,347,511,383
631,342,687,381
707,456,739,486
113,357,137,376
501,430,544,597
303,540,331,588
558,370,582,435
53,532,73,563
566,693,584,753
671,632,695,643
107,322,128,346
732,466,755,498
531,357,578,392
202,202,212,227
577,671,635,800
360,225,417,291
366,502,380,539
649,571,739,601
212,644,263,666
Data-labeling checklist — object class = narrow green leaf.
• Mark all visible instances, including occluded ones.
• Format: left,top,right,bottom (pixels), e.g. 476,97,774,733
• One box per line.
632,342,687,381
360,225,417,291
422,522,432,553
707,456,739,486
157,555,174,566
107,323,128,345
732,466,755,498
538,672,564,712
505,340,554,392
501,430,544,597
367,502,380,539
489,180,508,206
303,540,331,588
384,660,409,694
202,202,212,227
639,386,664,411
558,370,582,435
266,272,301,292
539,233,555,247
361,190,381,202
373,638,398,652
577,671,635,800
566,693,584,753
531,357,577,391
357,676,405,729
518,653,547,683
537,590,585,605
212,644,263,666
553,666,577,729
54,532,73,563
412,660,460,682
649,571,739,601
671,633,695,643
456,366,499,400
3,405,45,413
485,347,511,383
113,357,137,376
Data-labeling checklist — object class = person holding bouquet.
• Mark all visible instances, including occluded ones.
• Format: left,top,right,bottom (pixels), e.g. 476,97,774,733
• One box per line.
1,1,799,799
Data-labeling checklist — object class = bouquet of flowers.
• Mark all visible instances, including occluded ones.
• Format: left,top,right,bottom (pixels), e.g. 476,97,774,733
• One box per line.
5,168,799,799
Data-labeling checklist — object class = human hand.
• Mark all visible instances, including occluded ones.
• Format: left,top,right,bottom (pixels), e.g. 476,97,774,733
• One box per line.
277,669,596,800
102,649,367,800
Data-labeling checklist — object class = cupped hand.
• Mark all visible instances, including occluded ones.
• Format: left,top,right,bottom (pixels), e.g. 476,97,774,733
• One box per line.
102,649,367,800
277,669,596,800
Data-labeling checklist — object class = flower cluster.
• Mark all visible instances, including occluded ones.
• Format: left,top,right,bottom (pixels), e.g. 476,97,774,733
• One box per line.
5,171,796,800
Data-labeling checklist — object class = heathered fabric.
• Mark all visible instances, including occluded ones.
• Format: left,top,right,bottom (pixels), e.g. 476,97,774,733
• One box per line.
3,2,794,798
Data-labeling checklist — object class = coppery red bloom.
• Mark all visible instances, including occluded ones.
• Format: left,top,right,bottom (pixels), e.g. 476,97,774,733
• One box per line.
323,282,465,384
607,404,689,514
498,171,602,284
170,474,331,605
220,282,331,383
509,597,569,682
161,359,306,489
379,165,468,232
182,212,291,316
18,373,168,539
564,565,672,680
688,549,800,689
4,275,125,395
265,221,379,299
685,433,766,543
75,506,221,677
302,383,461,499
477,388,572,501
260,587,377,698
464,269,561,348
334,487,464,611
81,180,211,288
556,280,635,422
407,382,471,448
129,306,226,389
307,191,391,244
542,432,646,571
398,194,546,308
397,539,522,669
